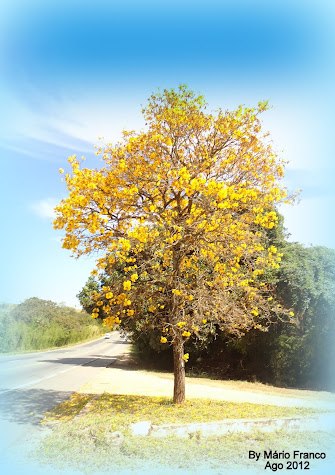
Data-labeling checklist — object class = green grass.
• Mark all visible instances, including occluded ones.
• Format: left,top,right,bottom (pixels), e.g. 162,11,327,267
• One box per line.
36,393,333,473
37,424,334,474
42,393,95,422
43,393,318,427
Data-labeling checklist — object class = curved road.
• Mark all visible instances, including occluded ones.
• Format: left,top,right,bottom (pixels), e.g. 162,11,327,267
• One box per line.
0,332,126,394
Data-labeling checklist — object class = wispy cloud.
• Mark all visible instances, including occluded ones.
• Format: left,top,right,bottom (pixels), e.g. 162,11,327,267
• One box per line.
31,197,58,219
0,83,144,162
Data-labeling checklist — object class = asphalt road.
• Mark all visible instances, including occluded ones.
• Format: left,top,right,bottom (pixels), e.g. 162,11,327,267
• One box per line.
0,332,128,475
0,333,127,392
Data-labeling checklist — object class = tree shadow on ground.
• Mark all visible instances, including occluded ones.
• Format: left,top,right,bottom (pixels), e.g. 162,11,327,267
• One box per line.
108,339,130,344
39,355,139,370
0,388,74,425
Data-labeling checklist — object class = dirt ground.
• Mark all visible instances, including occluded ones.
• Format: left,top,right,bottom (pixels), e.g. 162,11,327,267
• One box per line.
78,340,335,410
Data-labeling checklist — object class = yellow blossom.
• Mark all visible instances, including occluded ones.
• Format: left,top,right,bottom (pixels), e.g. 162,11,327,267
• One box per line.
177,321,186,328
172,289,182,296
160,336,168,344
123,280,132,291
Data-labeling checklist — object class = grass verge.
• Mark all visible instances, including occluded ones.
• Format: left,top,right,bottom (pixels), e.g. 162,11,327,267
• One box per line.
42,393,318,426
35,393,333,474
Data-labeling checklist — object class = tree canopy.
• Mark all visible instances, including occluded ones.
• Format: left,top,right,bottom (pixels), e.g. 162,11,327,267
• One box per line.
54,85,292,402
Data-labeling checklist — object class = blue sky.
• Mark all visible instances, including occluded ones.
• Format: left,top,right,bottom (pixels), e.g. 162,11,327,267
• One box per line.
1,0,335,307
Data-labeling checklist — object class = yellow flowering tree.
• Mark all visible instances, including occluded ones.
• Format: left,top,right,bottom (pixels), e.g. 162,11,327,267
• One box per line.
54,85,293,403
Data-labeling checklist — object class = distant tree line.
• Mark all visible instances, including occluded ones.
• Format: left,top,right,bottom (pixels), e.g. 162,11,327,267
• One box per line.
0,298,104,352
184,242,335,391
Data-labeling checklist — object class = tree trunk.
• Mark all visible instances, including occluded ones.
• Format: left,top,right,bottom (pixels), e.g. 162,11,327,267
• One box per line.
173,335,185,404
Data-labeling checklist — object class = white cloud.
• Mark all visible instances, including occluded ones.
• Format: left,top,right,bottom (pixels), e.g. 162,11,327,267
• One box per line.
31,197,58,219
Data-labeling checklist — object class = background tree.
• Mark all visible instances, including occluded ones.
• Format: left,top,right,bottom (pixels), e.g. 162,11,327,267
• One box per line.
77,276,102,316
0,298,103,352
54,85,292,403
182,243,335,391
269,244,335,389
